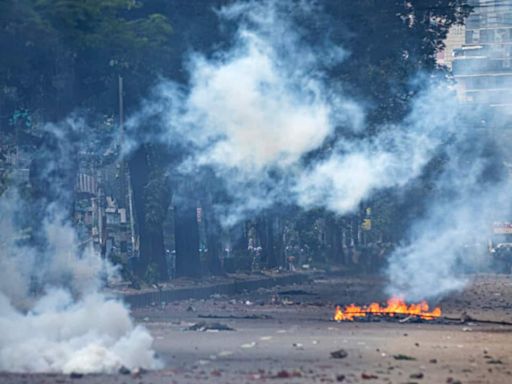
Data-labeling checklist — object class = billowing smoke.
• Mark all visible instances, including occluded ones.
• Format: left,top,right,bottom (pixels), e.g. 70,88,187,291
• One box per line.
130,1,420,226
127,0,512,300
385,104,512,300
127,0,365,225
0,290,156,373
0,120,160,373
294,82,462,214
0,191,111,306
128,2,466,226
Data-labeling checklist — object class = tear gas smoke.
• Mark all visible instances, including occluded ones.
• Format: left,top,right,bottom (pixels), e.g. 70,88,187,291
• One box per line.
0,120,160,373
127,0,512,300
2,2,506,374
0,290,156,374
126,0,364,225
385,118,512,300
128,1,463,225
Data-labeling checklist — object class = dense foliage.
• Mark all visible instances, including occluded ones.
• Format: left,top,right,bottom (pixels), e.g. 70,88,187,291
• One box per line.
0,1,470,282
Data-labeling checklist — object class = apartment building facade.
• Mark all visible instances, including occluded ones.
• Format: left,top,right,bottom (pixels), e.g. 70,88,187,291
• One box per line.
452,0,512,111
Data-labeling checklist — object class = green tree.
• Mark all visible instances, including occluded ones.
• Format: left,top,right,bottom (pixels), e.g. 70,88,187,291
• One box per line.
1,0,174,120
1,0,174,281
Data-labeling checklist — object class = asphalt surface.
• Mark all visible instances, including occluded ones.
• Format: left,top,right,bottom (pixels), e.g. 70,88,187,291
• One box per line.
3,273,512,384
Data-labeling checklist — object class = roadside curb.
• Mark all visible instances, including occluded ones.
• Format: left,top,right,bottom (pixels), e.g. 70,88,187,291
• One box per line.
120,273,312,308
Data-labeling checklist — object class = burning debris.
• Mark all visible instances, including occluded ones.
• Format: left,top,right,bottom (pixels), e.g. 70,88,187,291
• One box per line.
333,296,441,322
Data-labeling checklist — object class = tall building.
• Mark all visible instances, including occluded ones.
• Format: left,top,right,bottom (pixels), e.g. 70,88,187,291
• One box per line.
452,0,512,112
437,24,466,69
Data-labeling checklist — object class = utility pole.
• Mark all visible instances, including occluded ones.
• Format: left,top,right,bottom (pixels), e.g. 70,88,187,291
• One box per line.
119,75,137,258
119,76,124,144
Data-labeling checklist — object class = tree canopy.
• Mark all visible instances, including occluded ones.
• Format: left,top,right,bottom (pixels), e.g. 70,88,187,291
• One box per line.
0,0,173,122
0,0,473,281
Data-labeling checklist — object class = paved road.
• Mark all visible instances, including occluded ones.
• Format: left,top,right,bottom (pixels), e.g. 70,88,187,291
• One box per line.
3,274,512,384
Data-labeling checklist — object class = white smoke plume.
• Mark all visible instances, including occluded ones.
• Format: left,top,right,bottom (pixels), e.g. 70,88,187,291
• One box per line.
128,2,465,226
0,191,110,306
127,0,365,224
386,176,511,301
385,109,512,300
294,81,461,213
0,290,156,374
126,0,511,301
0,120,160,373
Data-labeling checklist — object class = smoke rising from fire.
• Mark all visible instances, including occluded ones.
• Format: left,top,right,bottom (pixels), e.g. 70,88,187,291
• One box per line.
385,118,512,300
127,0,512,300
0,121,160,373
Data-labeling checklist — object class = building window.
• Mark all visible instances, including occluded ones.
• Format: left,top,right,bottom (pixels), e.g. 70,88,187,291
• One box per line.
106,212,120,225
481,29,493,43
466,30,473,44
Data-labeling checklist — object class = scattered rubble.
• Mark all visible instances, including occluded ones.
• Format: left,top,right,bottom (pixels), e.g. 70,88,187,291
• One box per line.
273,369,302,379
393,354,416,360
6,275,512,384
186,321,235,332
118,366,130,375
198,314,273,320
131,367,147,378
330,349,348,359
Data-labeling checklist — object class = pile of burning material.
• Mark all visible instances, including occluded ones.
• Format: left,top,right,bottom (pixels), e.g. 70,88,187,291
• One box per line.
334,296,442,322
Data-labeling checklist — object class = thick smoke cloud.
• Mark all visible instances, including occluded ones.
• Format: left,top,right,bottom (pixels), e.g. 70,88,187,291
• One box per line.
128,1,464,227
0,2,508,375
126,0,512,301
295,82,460,213
0,290,156,373
385,109,512,300
127,0,365,224
0,120,160,373
0,191,110,306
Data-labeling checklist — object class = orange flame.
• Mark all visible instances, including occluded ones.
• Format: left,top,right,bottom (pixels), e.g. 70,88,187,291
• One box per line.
334,297,441,321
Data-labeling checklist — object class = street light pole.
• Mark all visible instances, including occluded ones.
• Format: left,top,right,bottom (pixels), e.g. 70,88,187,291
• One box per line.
119,75,137,258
